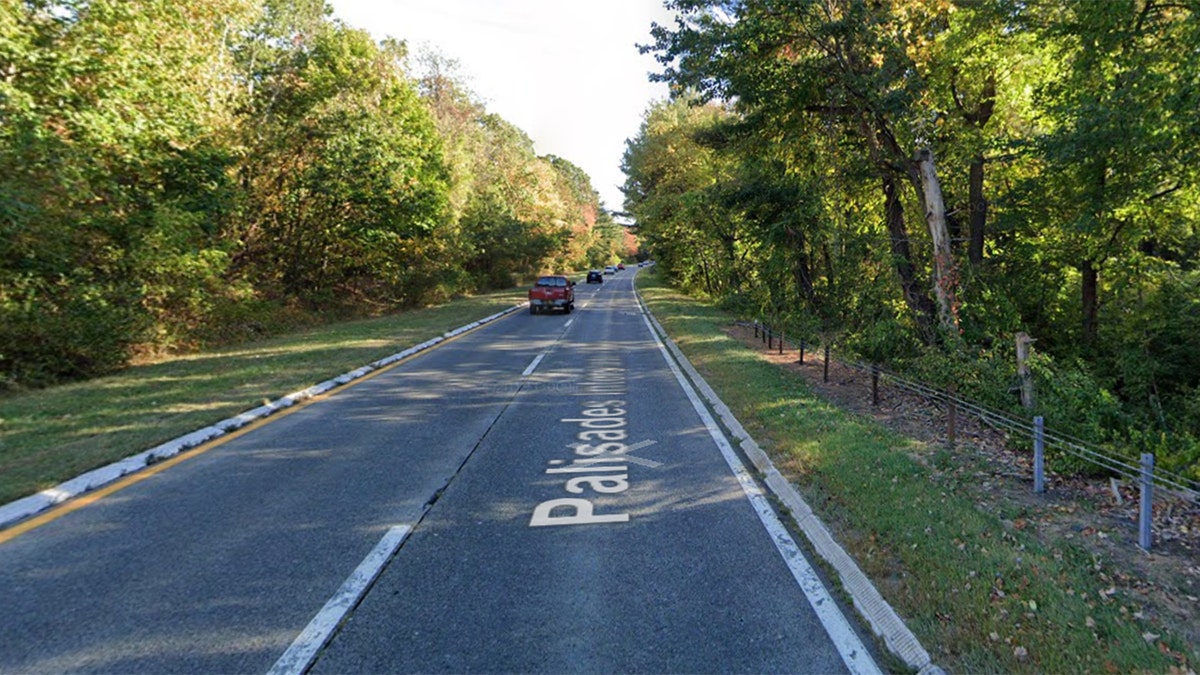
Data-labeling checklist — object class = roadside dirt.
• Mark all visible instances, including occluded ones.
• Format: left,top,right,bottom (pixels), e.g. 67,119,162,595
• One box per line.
724,324,1200,663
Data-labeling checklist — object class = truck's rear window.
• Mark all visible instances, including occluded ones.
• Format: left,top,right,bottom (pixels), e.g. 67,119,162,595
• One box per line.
536,277,567,287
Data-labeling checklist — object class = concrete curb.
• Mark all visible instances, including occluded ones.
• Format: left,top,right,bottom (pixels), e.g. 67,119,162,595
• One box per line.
637,293,943,675
0,303,528,531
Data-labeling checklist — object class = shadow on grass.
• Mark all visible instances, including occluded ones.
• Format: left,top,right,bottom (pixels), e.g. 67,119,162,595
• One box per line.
0,289,527,504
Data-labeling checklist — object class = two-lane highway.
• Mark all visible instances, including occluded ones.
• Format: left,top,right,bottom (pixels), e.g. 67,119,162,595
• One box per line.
0,270,878,673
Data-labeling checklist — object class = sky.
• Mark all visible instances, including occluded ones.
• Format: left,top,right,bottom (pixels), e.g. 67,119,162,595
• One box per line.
326,0,677,211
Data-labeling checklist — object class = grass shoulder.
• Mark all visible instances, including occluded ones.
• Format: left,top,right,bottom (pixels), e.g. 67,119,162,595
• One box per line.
0,288,527,506
636,271,1191,673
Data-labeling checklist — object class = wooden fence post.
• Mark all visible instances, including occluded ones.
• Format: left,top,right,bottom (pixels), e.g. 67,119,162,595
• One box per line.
1016,332,1036,410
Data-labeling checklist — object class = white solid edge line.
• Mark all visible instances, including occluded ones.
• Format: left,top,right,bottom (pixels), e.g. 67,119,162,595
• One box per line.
522,353,546,377
633,283,937,673
635,307,880,675
267,525,412,675
649,314,936,669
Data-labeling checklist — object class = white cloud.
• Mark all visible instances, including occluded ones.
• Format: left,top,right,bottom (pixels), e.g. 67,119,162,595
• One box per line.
326,0,675,210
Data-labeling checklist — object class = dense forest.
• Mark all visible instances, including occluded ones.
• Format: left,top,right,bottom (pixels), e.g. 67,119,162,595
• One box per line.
624,0,1200,480
0,0,632,387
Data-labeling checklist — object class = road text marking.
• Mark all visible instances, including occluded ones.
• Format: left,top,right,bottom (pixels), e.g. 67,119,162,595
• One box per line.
531,399,633,527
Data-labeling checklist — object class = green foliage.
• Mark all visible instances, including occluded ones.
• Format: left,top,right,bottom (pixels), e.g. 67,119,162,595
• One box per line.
843,318,923,365
414,55,622,289
0,0,256,381
632,0,1200,481
0,273,143,387
622,97,740,296
188,294,321,347
0,2,623,387
231,18,450,307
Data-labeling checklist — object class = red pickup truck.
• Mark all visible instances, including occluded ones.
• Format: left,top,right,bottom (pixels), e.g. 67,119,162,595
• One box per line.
528,275,575,314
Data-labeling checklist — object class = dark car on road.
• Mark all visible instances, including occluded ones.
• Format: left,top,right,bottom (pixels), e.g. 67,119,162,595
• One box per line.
586,270,603,284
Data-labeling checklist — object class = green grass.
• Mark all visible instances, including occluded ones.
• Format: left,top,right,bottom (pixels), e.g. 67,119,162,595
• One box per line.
637,271,1190,674
0,288,526,505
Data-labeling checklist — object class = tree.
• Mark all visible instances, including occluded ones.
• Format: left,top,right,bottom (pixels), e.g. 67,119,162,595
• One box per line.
623,97,743,296
413,49,620,287
647,0,960,338
0,0,255,381
0,0,619,387
231,18,449,307
630,0,1200,476
1025,0,1200,347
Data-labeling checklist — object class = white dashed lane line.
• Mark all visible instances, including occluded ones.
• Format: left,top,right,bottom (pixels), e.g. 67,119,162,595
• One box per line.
522,353,546,377
268,525,413,675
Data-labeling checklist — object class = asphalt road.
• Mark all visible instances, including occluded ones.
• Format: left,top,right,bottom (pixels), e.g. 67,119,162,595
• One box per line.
0,269,878,674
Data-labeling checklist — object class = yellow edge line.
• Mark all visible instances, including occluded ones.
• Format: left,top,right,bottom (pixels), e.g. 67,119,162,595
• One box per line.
0,308,522,545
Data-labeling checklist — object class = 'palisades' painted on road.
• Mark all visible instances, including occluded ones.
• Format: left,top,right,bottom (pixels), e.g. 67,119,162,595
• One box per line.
530,356,633,527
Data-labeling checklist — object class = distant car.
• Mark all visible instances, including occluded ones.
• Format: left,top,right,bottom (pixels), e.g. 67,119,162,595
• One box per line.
586,270,603,284
617,263,625,270
604,265,617,275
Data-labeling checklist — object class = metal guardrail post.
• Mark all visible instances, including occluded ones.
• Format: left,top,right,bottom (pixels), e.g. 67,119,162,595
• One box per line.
947,384,957,445
719,317,1200,555
1140,453,1154,551
1033,416,1045,493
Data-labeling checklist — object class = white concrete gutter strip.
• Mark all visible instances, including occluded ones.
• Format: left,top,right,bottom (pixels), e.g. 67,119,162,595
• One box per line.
440,301,527,339
0,303,528,531
443,324,476,338
636,291,944,675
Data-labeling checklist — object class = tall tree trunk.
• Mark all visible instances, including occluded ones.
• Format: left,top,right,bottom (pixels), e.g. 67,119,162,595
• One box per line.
1081,259,1098,344
699,254,714,296
952,70,995,265
968,156,987,265
883,171,937,341
916,148,960,337
720,231,739,291
788,227,818,309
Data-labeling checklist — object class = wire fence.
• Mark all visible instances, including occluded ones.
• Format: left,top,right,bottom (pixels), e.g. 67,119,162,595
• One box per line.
739,320,1200,551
